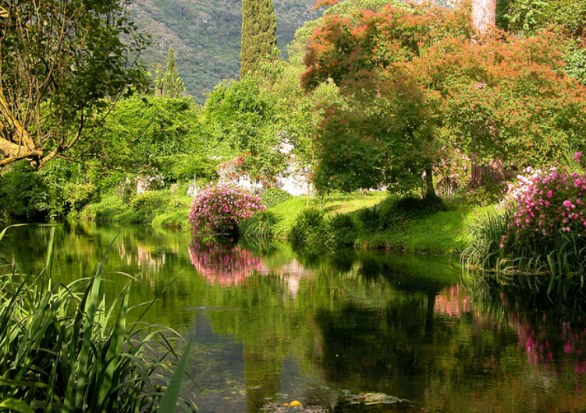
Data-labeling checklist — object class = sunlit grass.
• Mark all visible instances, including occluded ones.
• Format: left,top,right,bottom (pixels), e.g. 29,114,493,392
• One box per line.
361,201,495,253
270,192,387,238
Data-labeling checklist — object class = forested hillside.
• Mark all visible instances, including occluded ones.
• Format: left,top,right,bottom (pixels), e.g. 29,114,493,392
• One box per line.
130,0,318,100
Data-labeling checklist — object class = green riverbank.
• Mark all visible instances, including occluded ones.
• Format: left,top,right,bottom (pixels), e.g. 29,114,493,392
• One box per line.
81,190,493,255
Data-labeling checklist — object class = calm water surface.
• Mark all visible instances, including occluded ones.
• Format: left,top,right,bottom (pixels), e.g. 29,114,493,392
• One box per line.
1,224,585,413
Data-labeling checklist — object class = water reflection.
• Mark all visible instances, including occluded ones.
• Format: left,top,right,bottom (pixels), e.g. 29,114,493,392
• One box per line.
1,225,585,412
188,239,267,285
466,274,586,383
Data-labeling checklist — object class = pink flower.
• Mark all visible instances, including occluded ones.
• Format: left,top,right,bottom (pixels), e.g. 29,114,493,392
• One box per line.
574,151,583,164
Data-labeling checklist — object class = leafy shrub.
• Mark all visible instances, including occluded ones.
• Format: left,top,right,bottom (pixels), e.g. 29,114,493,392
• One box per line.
189,184,265,237
260,188,292,208
0,162,48,221
395,195,447,217
240,211,279,238
80,195,123,223
288,208,326,246
156,154,218,183
326,213,357,248
130,190,171,223
357,206,381,232
63,182,96,213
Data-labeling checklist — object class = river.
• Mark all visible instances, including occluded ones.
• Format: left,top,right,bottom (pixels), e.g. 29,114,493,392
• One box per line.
1,224,585,412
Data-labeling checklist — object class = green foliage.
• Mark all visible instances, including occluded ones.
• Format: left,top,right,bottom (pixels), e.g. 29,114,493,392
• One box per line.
0,159,97,222
565,45,586,86
501,0,586,36
288,208,326,246
326,213,357,248
240,0,278,77
240,211,279,238
154,48,186,98
260,188,292,208
202,78,287,184
81,195,128,224
81,190,192,228
130,191,173,223
157,154,219,184
462,210,511,272
0,0,148,167
357,195,447,232
357,205,381,233
81,95,204,176
0,162,48,221
0,231,190,412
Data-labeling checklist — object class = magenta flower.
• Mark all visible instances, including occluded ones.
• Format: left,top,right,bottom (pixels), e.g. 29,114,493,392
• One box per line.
189,184,265,236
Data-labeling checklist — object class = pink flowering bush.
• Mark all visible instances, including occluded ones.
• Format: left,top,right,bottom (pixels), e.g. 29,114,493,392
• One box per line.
502,164,586,243
189,184,265,237
465,153,586,276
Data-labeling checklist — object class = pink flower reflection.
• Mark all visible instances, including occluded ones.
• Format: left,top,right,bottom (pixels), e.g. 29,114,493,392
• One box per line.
434,285,470,318
188,241,266,286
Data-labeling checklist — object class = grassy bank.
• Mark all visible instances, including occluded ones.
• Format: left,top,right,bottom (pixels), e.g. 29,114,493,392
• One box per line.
81,188,491,254
268,194,493,254
81,189,192,230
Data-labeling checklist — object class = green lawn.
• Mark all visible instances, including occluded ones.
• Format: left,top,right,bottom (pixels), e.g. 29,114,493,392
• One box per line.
269,192,495,254
269,192,387,237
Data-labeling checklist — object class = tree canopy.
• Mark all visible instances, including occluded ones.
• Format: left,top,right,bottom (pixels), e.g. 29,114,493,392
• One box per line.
0,0,148,168
301,0,586,194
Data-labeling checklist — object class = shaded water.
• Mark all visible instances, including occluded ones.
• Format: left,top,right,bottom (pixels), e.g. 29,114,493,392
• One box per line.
1,224,585,412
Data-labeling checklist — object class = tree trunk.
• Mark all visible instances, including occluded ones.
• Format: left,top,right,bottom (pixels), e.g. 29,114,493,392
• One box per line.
468,156,507,189
471,0,497,34
424,166,436,198
468,0,503,189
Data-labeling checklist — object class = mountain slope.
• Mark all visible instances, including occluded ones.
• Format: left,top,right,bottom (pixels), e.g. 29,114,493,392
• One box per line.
130,0,318,101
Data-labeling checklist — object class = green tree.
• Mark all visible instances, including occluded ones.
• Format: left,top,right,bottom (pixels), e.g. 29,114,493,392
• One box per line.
154,48,186,98
202,77,287,185
498,0,586,85
79,95,205,178
240,0,278,77
0,0,148,168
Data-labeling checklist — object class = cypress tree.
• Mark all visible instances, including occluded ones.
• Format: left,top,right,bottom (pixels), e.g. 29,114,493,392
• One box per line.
240,0,278,78
154,48,186,97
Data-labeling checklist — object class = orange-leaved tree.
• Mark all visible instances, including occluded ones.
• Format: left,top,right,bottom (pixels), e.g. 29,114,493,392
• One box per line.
301,0,585,194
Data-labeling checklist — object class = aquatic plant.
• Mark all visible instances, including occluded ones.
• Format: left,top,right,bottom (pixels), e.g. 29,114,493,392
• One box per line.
0,226,194,413
189,184,265,237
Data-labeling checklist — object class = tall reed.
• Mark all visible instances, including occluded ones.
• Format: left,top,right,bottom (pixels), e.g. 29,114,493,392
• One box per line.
0,226,194,413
